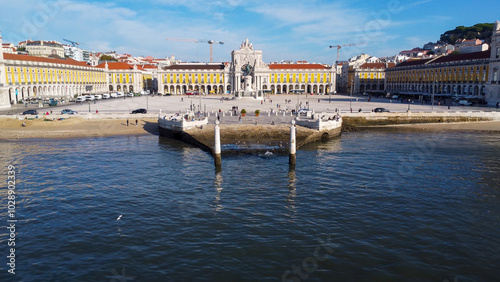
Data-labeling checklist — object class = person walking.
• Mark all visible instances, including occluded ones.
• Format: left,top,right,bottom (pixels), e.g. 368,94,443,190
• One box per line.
238,115,242,123
135,119,138,126
127,119,129,126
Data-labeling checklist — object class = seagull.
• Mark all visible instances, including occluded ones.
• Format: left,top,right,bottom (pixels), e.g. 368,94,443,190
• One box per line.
117,215,122,221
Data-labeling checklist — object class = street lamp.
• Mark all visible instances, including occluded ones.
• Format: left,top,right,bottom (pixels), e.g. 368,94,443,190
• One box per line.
432,79,436,111
350,79,354,113
199,83,202,115
329,83,331,103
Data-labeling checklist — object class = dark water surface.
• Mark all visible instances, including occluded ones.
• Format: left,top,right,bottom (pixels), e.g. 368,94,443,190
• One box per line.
1,131,499,281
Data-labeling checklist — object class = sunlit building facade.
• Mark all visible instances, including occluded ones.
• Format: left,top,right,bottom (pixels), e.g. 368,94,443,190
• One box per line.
385,51,490,102
485,20,500,106
158,39,335,97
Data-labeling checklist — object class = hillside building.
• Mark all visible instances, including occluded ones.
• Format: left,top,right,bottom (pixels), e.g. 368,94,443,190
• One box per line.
18,40,65,58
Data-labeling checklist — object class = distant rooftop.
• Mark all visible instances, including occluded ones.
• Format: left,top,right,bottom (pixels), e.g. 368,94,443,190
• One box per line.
163,64,225,70
3,53,90,67
269,63,328,70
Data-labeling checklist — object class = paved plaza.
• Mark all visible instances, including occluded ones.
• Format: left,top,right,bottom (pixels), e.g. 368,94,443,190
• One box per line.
2,93,498,117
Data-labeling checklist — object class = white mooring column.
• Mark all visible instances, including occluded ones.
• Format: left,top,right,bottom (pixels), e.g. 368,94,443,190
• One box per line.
214,120,222,167
289,120,296,166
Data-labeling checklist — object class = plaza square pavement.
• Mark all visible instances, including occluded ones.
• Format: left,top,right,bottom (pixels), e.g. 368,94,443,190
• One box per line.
3,94,497,117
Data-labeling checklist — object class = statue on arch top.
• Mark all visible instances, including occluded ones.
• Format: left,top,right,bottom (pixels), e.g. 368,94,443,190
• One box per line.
240,38,253,50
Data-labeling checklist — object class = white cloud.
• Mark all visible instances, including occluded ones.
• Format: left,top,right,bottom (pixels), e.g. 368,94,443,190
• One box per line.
1,0,492,63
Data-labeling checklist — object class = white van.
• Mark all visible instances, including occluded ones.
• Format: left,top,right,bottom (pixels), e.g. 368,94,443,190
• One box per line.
85,95,95,101
110,93,118,98
76,96,86,102
102,94,110,99
94,94,102,100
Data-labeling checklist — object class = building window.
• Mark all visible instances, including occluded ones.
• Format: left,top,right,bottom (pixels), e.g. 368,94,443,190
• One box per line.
496,47,500,59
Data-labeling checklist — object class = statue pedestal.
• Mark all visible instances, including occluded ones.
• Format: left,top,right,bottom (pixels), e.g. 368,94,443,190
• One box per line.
243,75,253,92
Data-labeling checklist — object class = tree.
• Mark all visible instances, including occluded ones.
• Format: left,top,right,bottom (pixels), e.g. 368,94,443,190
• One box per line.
439,22,494,44
100,55,117,62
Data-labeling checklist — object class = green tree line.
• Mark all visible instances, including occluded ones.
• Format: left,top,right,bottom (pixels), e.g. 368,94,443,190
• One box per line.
440,23,494,44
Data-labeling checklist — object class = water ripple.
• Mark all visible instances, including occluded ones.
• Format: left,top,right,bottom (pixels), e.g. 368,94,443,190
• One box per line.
1,133,500,280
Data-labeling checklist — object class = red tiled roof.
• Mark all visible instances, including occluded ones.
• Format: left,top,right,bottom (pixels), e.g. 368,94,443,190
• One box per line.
137,64,157,70
393,50,490,68
395,58,431,67
359,63,385,69
3,53,89,67
432,49,490,63
164,64,225,70
269,63,328,70
96,62,134,70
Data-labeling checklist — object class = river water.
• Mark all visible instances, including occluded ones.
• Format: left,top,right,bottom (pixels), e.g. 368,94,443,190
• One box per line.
1,131,499,281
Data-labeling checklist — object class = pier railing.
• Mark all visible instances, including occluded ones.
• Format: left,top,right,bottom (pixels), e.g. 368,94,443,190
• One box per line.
158,114,208,131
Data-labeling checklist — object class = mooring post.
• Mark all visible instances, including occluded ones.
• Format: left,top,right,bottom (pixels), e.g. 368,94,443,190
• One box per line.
214,120,222,168
289,120,296,166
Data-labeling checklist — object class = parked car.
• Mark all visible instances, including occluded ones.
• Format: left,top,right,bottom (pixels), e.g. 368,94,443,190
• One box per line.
164,93,172,96
298,109,309,115
22,109,38,115
126,93,134,97
110,93,118,98
116,92,124,98
94,94,103,100
102,94,110,99
76,96,86,102
374,108,390,112
85,95,95,101
391,95,399,99
458,100,472,106
61,109,78,115
131,108,147,114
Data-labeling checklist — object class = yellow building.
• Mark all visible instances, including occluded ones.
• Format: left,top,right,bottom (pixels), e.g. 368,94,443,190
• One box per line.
267,63,333,94
385,50,490,103
2,53,107,104
158,39,335,97
95,62,145,93
348,62,395,95
161,63,228,94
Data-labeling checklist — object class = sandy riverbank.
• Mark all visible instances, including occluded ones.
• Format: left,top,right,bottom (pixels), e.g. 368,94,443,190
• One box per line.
1,117,499,141
362,120,500,133
0,117,159,140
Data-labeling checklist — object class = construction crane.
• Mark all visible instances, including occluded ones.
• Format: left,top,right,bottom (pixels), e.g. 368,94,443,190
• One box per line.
165,38,224,63
63,38,80,47
329,42,366,64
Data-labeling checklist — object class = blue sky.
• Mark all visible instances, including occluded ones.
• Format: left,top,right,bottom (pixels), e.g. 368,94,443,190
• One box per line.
0,0,498,64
